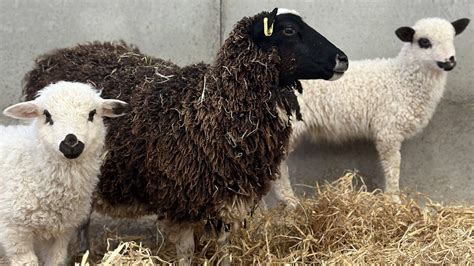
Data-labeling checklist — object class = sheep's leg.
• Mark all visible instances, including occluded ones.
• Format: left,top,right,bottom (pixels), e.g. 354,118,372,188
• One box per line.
375,139,402,203
272,161,298,208
217,223,231,266
77,213,91,254
1,228,38,266
158,220,195,265
43,229,73,266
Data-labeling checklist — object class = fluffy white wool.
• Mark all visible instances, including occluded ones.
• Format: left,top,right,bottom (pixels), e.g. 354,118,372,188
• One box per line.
272,18,465,206
0,81,125,265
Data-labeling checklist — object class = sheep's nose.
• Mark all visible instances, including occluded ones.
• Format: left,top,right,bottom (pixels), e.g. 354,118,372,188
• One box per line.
59,134,84,159
64,134,78,147
337,53,348,63
437,56,457,71
334,53,349,73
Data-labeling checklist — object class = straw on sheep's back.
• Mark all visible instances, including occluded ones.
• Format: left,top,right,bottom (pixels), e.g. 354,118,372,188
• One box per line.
23,15,299,224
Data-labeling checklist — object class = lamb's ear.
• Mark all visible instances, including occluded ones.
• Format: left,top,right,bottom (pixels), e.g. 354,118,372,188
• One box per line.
395,26,415,42
452,18,470,35
3,101,41,119
99,99,129,118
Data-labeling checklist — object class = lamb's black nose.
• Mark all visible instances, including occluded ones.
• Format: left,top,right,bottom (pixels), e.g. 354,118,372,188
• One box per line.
64,134,78,147
59,134,84,159
437,59,456,71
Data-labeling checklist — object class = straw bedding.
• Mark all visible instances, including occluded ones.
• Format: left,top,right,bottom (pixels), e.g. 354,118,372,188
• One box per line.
78,172,474,264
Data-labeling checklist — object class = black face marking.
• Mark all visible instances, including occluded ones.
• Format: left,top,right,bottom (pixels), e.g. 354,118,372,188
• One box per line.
249,8,348,84
43,109,53,125
418,38,432,49
88,109,96,122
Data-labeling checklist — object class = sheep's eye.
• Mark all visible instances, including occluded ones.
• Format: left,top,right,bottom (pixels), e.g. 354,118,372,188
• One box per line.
282,27,296,36
88,109,96,122
44,110,53,125
418,38,432,49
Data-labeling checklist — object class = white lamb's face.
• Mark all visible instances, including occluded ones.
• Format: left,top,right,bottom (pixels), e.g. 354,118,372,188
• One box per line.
395,18,470,71
3,82,129,160
35,94,105,159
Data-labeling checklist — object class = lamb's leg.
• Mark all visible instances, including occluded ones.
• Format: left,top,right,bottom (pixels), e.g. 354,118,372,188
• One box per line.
375,139,402,203
1,228,38,266
43,229,74,266
272,161,298,208
158,220,195,265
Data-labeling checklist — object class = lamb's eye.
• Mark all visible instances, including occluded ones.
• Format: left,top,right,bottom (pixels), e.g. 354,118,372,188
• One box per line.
283,27,296,36
418,38,432,49
88,109,96,122
43,110,53,125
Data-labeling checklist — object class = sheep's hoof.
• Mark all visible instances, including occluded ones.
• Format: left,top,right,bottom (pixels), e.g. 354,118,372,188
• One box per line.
258,199,268,211
389,194,402,204
177,257,192,266
10,255,39,266
283,197,299,210
218,255,231,266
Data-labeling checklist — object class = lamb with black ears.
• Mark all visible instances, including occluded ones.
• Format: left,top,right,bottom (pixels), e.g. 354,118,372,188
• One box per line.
23,7,348,263
272,17,470,207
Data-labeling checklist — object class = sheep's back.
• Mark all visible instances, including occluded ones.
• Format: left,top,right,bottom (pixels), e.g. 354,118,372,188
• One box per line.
22,41,182,215
22,42,230,222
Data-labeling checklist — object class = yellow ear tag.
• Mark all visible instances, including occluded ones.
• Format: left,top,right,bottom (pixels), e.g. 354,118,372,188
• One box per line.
263,17,274,37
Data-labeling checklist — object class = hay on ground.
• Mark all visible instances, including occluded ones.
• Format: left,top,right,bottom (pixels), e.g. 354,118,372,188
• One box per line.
81,172,474,265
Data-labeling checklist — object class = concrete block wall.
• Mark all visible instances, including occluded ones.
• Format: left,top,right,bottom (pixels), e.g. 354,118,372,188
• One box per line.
1,0,473,203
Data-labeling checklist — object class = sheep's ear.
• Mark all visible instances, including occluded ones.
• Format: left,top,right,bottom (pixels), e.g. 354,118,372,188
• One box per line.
250,9,279,50
3,101,41,119
452,18,470,35
99,99,129,118
395,27,415,42
267,8,278,26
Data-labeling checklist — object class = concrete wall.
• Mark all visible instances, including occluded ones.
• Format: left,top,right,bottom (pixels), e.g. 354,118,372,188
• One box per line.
1,0,473,203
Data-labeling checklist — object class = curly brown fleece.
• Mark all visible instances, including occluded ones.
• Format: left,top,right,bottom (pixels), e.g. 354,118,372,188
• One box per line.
23,12,301,224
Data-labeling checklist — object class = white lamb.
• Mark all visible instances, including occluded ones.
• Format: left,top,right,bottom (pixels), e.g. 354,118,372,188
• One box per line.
0,81,128,265
272,17,470,206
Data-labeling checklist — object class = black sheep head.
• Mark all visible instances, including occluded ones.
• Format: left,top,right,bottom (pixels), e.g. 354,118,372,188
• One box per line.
250,8,349,85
